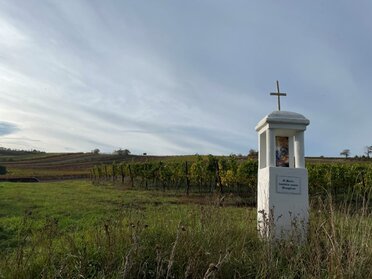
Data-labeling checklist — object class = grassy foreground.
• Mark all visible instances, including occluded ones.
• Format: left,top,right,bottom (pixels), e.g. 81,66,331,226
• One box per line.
0,181,371,278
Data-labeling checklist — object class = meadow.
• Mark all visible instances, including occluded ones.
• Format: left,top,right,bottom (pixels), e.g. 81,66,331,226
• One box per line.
0,179,371,278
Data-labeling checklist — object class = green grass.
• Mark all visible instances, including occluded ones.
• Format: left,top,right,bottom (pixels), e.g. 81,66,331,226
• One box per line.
0,181,371,278
0,181,179,247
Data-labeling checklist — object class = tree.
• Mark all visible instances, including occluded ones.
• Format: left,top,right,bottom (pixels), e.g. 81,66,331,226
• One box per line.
92,148,100,154
248,149,258,159
364,146,372,158
340,149,350,158
113,149,131,156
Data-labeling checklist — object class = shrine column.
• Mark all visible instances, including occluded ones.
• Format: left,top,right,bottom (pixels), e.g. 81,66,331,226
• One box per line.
294,131,305,168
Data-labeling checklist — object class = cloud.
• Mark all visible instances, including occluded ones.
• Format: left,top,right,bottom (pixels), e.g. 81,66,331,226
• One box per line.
0,122,19,136
0,1,370,156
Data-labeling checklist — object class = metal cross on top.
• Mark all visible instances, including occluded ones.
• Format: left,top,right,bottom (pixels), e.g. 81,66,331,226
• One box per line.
270,80,287,111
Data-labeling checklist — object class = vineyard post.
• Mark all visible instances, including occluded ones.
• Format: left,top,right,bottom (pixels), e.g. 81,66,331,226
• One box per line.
207,155,217,193
162,165,166,192
112,162,116,183
145,164,148,190
91,168,96,181
98,165,103,181
104,165,108,181
120,164,125,184
185,161,190,196
215,160,223,194
128,164,134,188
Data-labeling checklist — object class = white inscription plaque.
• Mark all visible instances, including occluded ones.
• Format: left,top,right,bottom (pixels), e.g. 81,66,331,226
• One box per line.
277,176,301,194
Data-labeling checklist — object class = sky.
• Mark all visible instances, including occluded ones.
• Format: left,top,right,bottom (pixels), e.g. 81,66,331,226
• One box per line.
0,0,371,156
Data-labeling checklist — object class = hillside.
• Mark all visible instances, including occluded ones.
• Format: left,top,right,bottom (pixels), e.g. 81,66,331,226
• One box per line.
0,152,188,180
0,151,370,181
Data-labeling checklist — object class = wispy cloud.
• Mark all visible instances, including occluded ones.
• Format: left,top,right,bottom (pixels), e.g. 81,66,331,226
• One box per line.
0,1,370,156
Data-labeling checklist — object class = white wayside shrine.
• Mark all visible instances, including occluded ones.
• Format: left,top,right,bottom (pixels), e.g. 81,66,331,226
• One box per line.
256,81,310,239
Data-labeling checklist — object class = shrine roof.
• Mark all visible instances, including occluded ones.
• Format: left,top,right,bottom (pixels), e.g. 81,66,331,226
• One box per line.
255,111,310,131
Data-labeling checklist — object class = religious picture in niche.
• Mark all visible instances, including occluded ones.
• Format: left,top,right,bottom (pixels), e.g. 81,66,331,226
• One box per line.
276,136,289,167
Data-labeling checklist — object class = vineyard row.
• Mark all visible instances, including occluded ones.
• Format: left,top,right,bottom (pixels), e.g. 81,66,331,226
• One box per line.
90,155,372,202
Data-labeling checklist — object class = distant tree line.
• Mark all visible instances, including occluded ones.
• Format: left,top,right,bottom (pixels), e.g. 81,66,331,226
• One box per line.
0,147,45,156
113,149,131,156
339,145,372,159
91,148,132,156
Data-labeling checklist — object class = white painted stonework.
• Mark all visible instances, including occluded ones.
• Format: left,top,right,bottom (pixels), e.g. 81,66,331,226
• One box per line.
256,111,310,239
